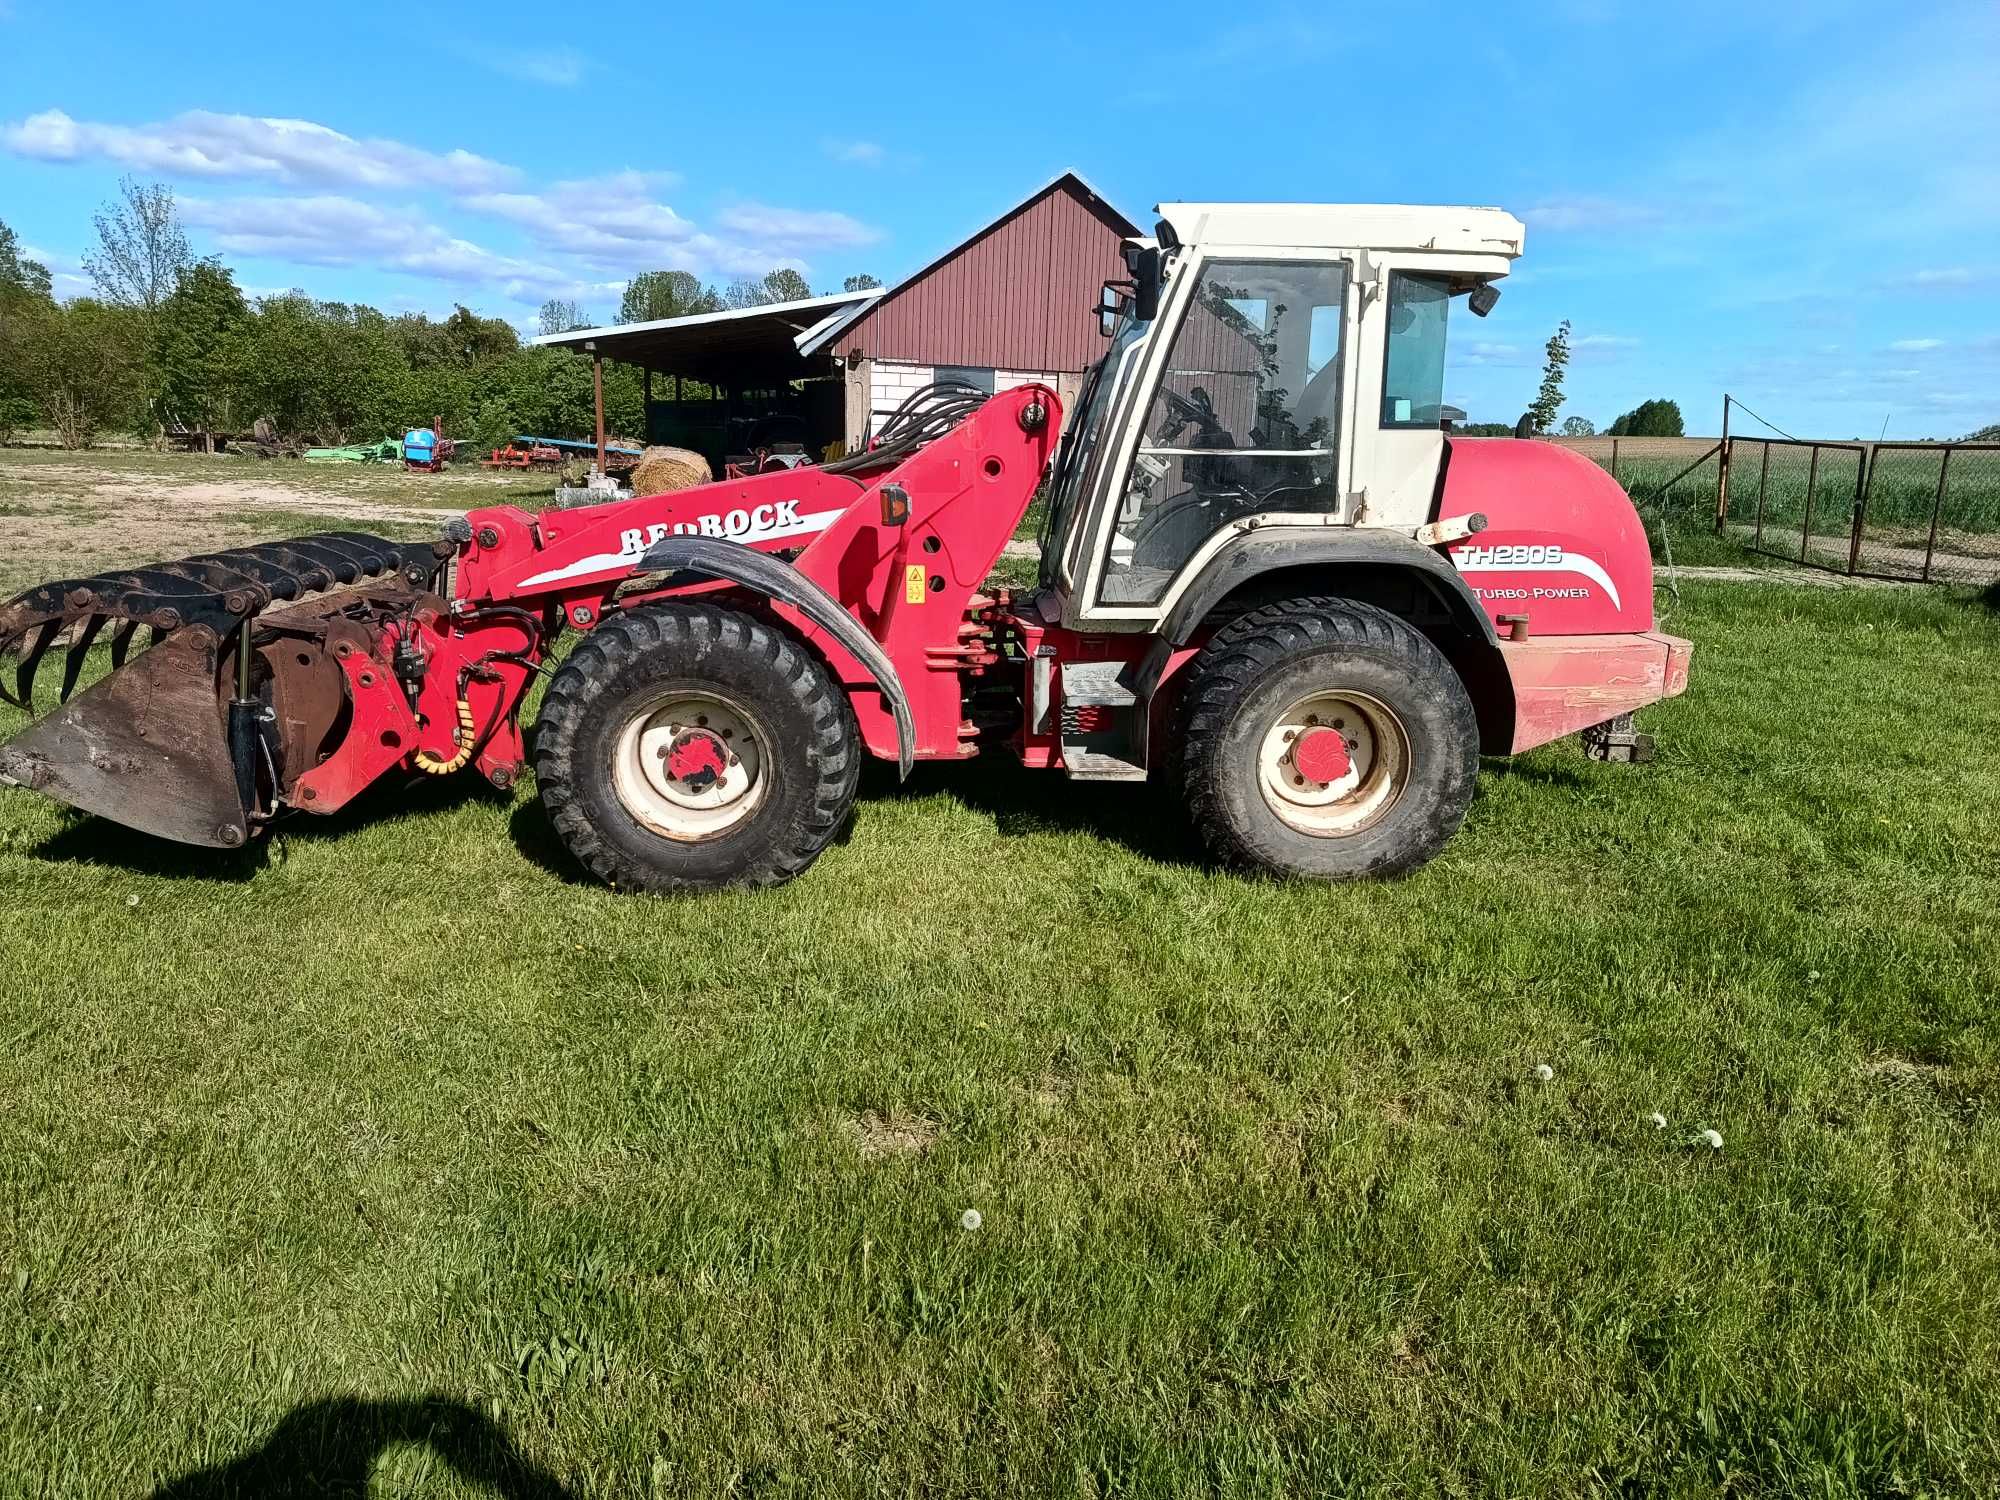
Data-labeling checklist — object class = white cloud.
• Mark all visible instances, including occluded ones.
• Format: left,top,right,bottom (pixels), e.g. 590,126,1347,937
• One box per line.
1910,267,1977,288
460,175,874,279
1524,197,1668,234
2,109,516,191
1459,341,1526,366
1212,6,1341,62
713,203,881,253
1889,338,1944,352
1570,333,1640,363
180,194,578,300
822,138,886,167
489,47,588,86
5,108,883,307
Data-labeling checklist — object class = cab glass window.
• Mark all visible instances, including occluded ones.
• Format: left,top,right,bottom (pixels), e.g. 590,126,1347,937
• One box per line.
1099,258,1347,607
1380,273,1449,428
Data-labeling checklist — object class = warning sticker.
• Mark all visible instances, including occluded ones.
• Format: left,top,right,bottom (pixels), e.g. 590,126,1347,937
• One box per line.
905,565,926,604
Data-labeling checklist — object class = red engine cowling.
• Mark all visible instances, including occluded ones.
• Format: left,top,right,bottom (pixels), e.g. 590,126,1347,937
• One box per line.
1437,439,1654,636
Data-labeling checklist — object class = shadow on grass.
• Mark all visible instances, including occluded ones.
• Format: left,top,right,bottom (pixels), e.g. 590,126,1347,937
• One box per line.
149,1395,573,1498
503,756,1208,885
22,773,503,882
860,758,1209,866
1481,754,1592,791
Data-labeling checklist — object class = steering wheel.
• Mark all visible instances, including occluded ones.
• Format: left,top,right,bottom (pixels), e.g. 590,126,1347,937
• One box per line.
1160,384,1217,432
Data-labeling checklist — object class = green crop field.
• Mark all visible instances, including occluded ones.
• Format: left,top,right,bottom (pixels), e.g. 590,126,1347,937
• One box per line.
0,450,1997,1496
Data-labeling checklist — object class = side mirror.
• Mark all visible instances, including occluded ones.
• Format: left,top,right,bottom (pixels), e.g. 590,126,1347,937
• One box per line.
1133,247,1162,322
1468,283,1500,318
1096,281,1128,338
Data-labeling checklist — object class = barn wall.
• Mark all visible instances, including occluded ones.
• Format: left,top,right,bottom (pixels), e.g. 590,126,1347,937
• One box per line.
833,184,1132,374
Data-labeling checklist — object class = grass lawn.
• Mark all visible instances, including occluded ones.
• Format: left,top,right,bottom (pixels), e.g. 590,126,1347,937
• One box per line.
1,522,1998,1489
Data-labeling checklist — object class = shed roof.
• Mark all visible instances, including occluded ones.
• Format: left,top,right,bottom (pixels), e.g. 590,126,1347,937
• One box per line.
530,288,885,383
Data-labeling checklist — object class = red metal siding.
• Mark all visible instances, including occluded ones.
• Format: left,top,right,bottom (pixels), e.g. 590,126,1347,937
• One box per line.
833,181,1133,373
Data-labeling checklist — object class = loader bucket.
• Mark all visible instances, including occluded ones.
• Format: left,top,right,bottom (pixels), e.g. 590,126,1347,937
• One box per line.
0,627,246,846
0,531,449,847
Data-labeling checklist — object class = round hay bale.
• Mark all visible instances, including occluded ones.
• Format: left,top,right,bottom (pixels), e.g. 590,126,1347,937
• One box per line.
630,446,713,496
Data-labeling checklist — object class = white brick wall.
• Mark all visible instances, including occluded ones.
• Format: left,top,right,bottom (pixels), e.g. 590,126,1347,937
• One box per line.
859,361,1068,445
869,360,936,421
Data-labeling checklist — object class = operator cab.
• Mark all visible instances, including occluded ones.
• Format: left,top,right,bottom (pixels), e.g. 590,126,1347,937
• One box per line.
1038,203,1525,628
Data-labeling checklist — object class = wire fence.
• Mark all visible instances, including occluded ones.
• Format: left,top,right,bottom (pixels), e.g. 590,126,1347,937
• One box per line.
1726,438,2000,584
1546,424,2000,587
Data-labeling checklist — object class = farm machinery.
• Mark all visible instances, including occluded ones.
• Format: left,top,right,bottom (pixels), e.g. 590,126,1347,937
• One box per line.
0,203,1689,890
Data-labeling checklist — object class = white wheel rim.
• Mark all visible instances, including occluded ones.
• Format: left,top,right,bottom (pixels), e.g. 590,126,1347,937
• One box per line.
611,690,769,841
1257,689,1409,837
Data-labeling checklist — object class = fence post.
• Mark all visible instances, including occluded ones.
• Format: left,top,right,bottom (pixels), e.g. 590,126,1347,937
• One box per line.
1847,446,1869,576
1713,394,1732,533
1800,445,1820,564
1610,438,1620,482
1753,441,1771,549
1922,446,1951,584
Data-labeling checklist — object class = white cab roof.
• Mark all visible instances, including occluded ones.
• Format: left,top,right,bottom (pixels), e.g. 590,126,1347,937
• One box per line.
1156,203,1525,259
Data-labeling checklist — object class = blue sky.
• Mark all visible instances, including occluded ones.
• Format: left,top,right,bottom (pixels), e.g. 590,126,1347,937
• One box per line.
4,0,1995,438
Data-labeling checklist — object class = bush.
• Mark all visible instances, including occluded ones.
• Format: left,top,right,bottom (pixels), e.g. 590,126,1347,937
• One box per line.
1608,398,1684,437
14,297,144,449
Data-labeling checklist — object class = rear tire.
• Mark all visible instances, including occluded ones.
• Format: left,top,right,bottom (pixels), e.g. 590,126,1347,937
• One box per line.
534,603,858,892
1173,597,1478,880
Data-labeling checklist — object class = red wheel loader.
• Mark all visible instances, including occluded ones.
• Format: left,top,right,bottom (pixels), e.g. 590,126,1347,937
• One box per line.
0,203,1691,891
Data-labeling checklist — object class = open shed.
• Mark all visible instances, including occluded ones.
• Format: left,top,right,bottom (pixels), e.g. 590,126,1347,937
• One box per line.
530,289,884,474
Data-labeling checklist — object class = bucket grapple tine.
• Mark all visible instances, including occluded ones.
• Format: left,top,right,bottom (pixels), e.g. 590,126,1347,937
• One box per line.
109,619,139,670
58,613,108,704
11,618,63,712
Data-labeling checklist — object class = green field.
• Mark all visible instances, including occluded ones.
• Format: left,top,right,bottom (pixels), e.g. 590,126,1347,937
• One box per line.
2,566,1998,1494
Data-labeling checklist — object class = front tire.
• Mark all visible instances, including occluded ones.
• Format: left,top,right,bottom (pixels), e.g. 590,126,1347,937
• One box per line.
534,603,859,893
1174,597,1478,880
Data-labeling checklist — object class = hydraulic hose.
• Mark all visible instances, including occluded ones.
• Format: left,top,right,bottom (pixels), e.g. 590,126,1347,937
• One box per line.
413,691,478,775
411,644,542,776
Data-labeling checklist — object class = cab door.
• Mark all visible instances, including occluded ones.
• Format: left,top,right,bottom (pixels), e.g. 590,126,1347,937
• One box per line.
1077,252,1354,621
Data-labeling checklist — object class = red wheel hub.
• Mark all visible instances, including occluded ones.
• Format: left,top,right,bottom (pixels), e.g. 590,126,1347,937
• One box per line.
1291,726,1352,785
664,729,728,790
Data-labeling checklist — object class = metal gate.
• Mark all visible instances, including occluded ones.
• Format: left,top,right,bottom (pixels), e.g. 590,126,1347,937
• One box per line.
1853,443,2000,584
1726,437,2000,584
1730,437,1868,573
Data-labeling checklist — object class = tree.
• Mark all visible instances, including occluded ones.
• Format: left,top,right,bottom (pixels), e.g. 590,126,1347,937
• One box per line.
1525,320,1570,434
1559,415,1596,437
14,297,144,448
1965,423,2000,441
760,268,812,303
1607,399,1685,437
0,220,53,302
619,271,719,324
537,299,589,337
842,273,882,292
152,260,249,445
440,304,518,365
722,269,815,309
0,219,54,442
83,177,191,322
